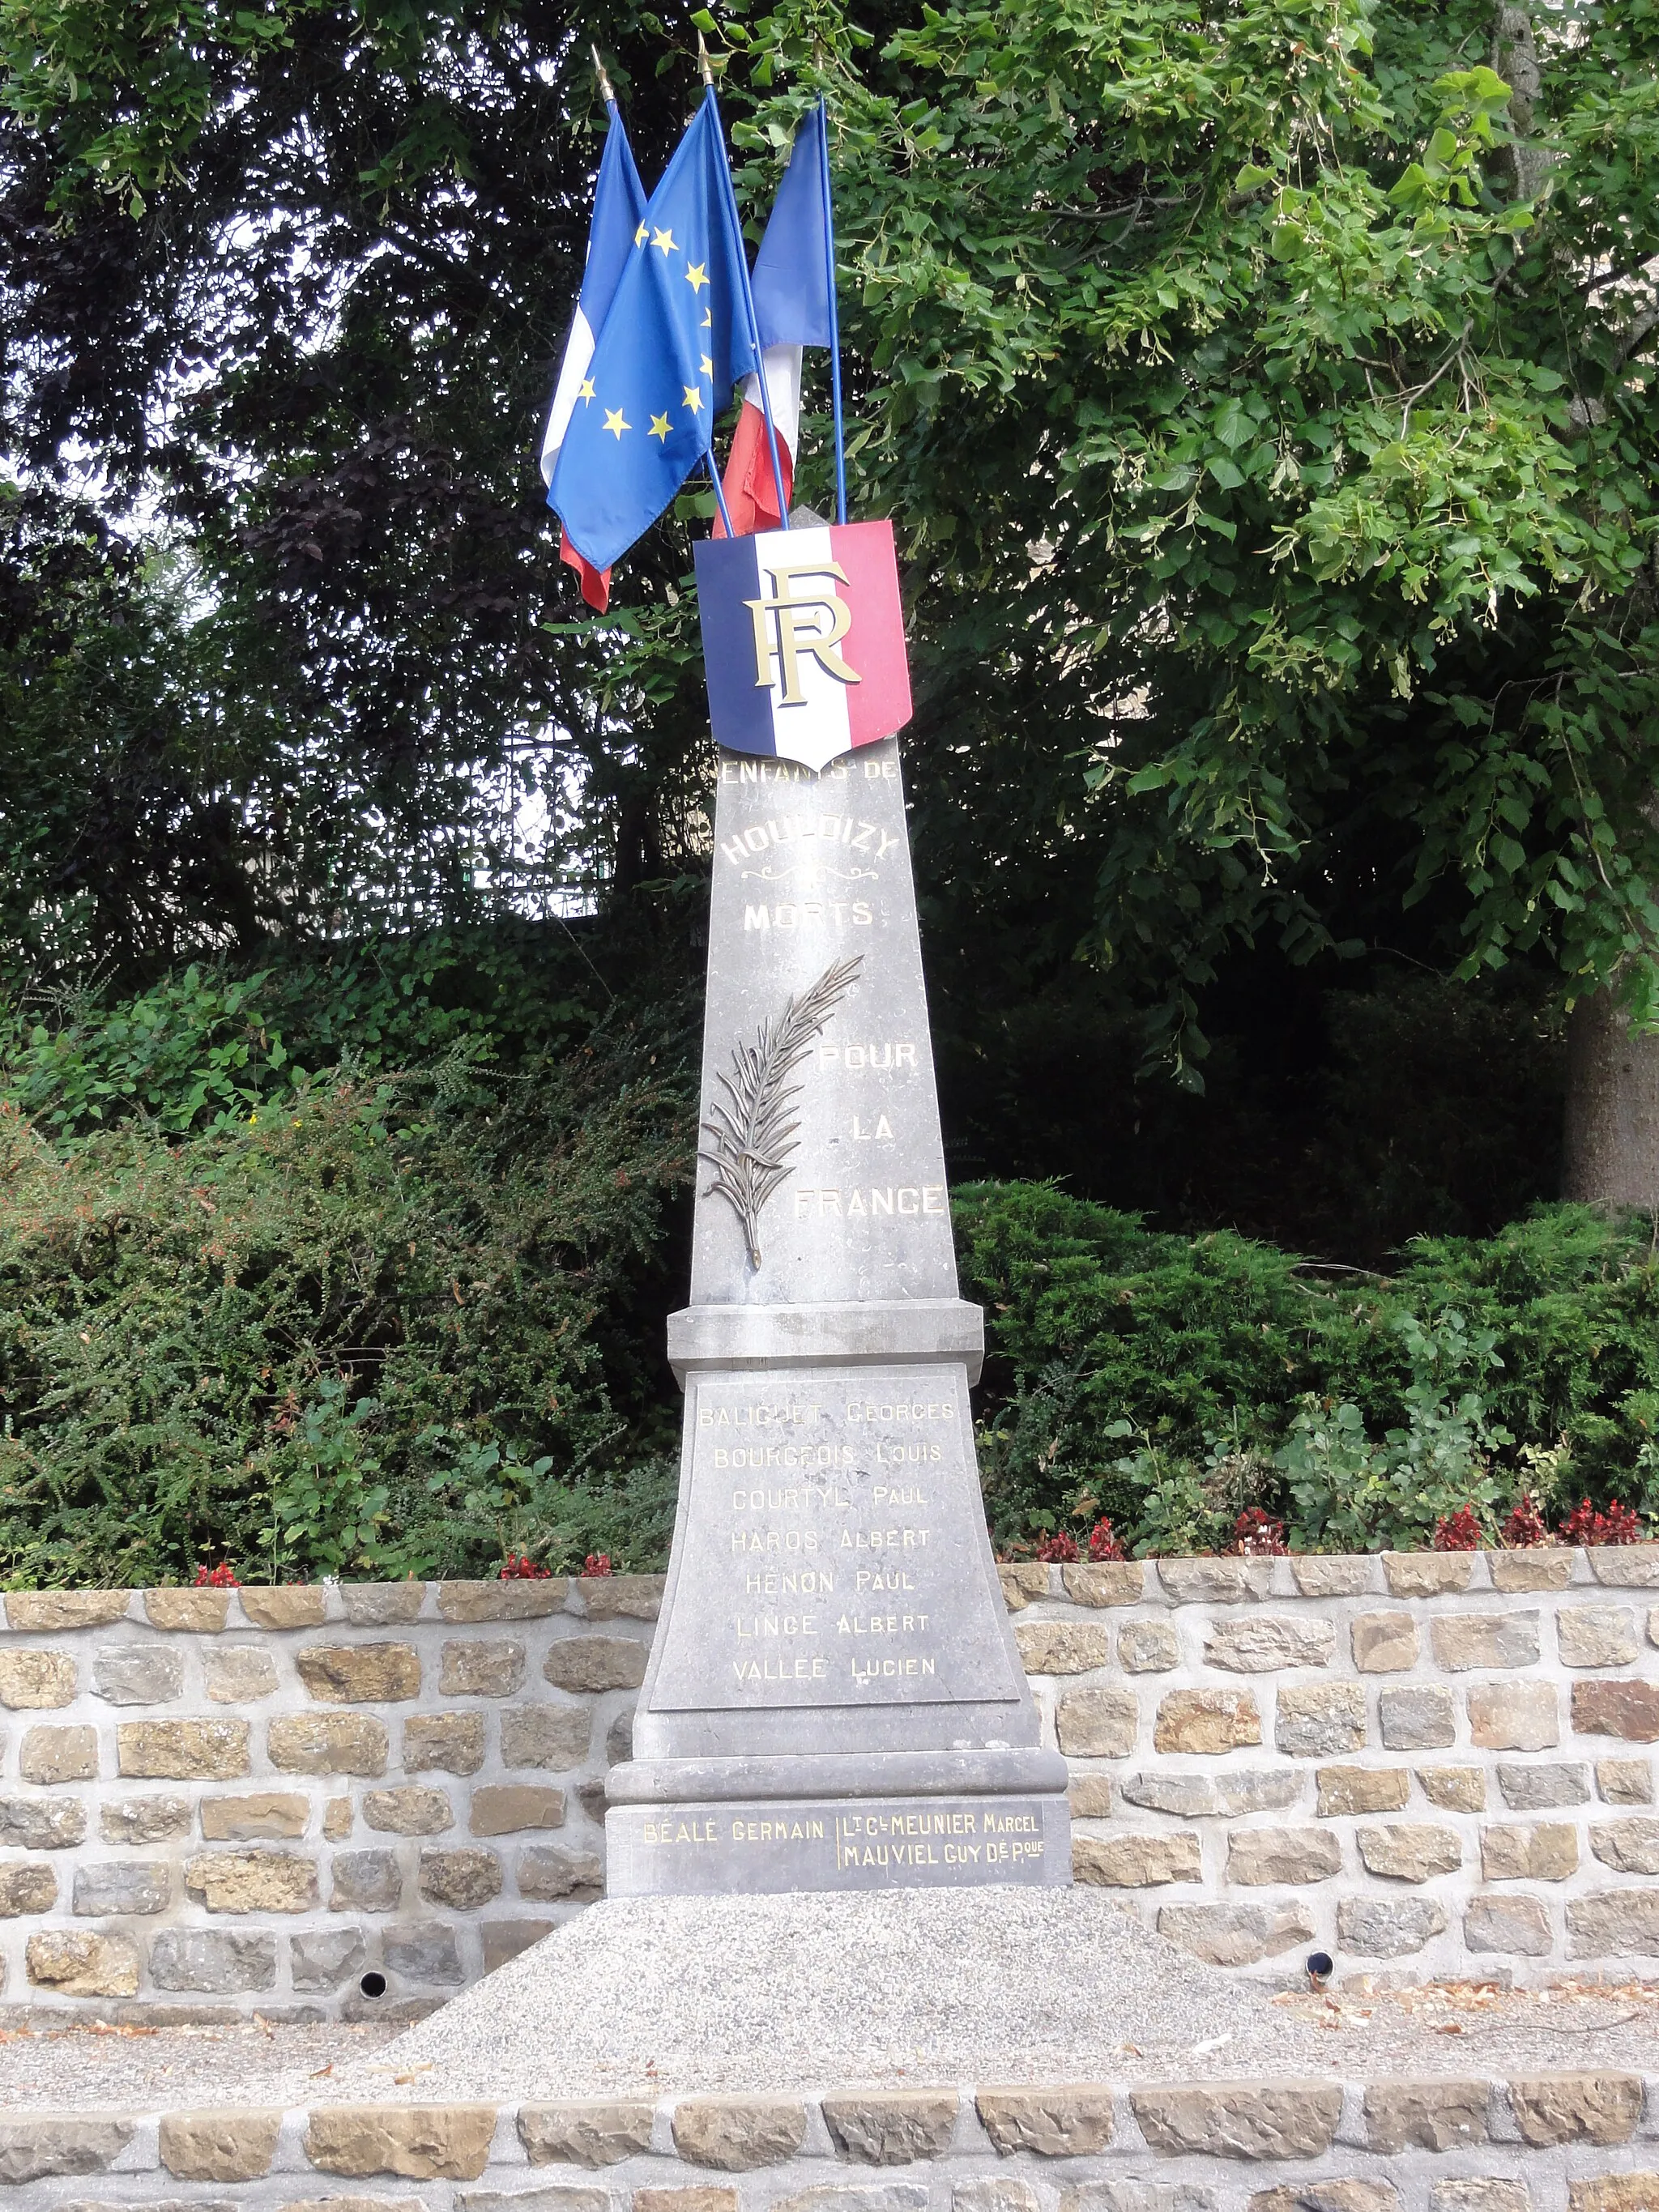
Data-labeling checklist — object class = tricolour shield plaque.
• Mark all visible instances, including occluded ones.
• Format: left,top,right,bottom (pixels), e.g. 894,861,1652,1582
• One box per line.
694,518,912,774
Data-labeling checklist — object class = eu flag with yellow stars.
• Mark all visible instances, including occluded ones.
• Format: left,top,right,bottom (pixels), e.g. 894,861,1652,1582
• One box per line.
550,91,760,574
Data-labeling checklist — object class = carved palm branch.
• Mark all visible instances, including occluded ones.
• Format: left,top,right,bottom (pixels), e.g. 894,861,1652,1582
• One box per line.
700,954,864,1268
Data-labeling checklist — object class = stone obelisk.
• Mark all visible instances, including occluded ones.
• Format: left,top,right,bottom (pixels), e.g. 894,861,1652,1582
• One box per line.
605,734,1071,1894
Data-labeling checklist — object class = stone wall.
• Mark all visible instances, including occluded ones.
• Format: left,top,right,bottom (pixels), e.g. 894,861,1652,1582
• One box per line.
1,1545,1657,2018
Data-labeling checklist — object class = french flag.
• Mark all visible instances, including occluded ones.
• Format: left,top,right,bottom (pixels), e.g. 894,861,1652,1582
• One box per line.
539,102,646,609
717,104,834,538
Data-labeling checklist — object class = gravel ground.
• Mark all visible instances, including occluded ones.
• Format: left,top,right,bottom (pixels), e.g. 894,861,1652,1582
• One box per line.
2,1894,1656,2111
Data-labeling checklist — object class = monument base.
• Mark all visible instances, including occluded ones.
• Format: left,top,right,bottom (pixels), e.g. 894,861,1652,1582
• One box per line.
605,1792,1072,1895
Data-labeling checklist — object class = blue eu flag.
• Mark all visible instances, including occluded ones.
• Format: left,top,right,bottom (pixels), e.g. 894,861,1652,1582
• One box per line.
550,92,759,573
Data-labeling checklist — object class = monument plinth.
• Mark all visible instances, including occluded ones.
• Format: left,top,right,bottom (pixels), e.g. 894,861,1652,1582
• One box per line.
606,730,1071,1894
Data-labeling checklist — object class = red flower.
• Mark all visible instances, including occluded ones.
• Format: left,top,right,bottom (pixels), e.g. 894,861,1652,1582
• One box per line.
194,1562,239,1588
1226,1507,1287,1557
1431,1506,1482,1552
1559,1497,1644,1547
499,1552,552,1580
1034,1530,1079,1563
1087,1516,1127,1562
1499,1493,1550,1549
582,1552,614,1578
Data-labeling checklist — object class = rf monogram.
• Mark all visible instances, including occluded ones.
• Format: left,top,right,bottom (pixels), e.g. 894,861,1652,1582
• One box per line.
745,560,863,705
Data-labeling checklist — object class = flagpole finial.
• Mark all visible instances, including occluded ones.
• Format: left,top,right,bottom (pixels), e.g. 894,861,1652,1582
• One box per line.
697,32,715,85
591,44,616,105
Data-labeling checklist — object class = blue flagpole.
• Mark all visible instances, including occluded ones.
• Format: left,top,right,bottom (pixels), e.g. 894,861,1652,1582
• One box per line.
817,96,848,527
701,60,791,533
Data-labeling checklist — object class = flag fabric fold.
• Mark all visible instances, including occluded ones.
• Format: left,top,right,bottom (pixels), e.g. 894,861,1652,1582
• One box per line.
550,91,760,575
540,107,647,611
718,103,834,538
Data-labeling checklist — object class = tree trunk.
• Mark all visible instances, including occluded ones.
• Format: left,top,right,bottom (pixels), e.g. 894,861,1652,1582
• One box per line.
1561,988,1659,1207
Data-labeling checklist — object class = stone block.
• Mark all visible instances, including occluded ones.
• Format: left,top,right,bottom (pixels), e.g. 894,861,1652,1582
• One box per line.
281,2197,426,2212
975,2086,1115,2155
1362,2080,1490,2152
1291,1557,1375,1596
1250,2189,1399,2212
577,1571,666,1620
1060,1563,1145,1607
606,1710,633,1764
1352,1613,1418,1673
1497,1762,1589,1808
292,1927,368,1990
1380,1687,1455,1750
1355,1823,1461,1882
1431,2187,1531,2212
963,2183,1044,2212
1589,1816,1659,1872
635,2194,737,2212
1068,1777,1114,1817
499,1705,592,1773
1157,1559,1272,1603
997,1565,1047,1611
92,1646,185,1703
186,1849,318,1912
1073,1833,1201,1886
73,1860,170,1915
0,1793,87,1848
1559,1606,1639,1667
1118,1622,1179,1673
518,2100,655,2166
365,1786,453,1835
438,1580,569,1622
238,1585,328,1629
1382,1553,1472,1596
1157,1902,1315,1967
25,1929,140,1995
1597,1758,1653,1802
201,1792,309,1841
471,1784,568,1835
1316,1766,1409,1816
269,1712,388,1775
460,2188,610,2212
1431,1613,1541,1670
672,2098,809,2170
1482,1824,1579,1881
1154,1689,1260,1754
331,1850,403,1912
102,1793,191,1843
1056,1688,1137,1758
296,1643,421,1704
1205,1617,1334,1672
1491,1551,1576,1591
419,1848,503,1907
1226,1828,1341,1885
821,2091,960,2162
343,1583,427,1625
1015,1622,1112,1675
160,2110,283,2182
20,1722,97,1783
518,1844,604,1901
1469,1684,1558,1751
0,2116,134,2185
203,1646,280,1703
1120,1770,1300,1818
1587,1543,1659,1586
405,1711,487,1775
383,1920,465,1983
0,1860,57,1913
1419,1767,1486,1812
1572,1678,1659,1741
480,1918,555,1971
1129,2083,1342,2159
1567,1890,1659,1956
543,1637,649,1692
117,1717,251,1778
1507,2074,1642,2146
1334,1898,1448,1957
303,2104,498,2180
1569,2180,1659,2212
149,1927,277,1991
1276,1683,1367,1757
324,1795,353,1839
1463,1895,1552,1954
441,1639,527,1697
0,1647,76,1707
772,2187,930,2212
145,1586,230,1630
5,1589,130,1630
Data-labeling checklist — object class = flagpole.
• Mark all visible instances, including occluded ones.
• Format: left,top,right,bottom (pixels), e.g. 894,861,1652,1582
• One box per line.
706,453,737,537
701,40,791,534
817,96,848,527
